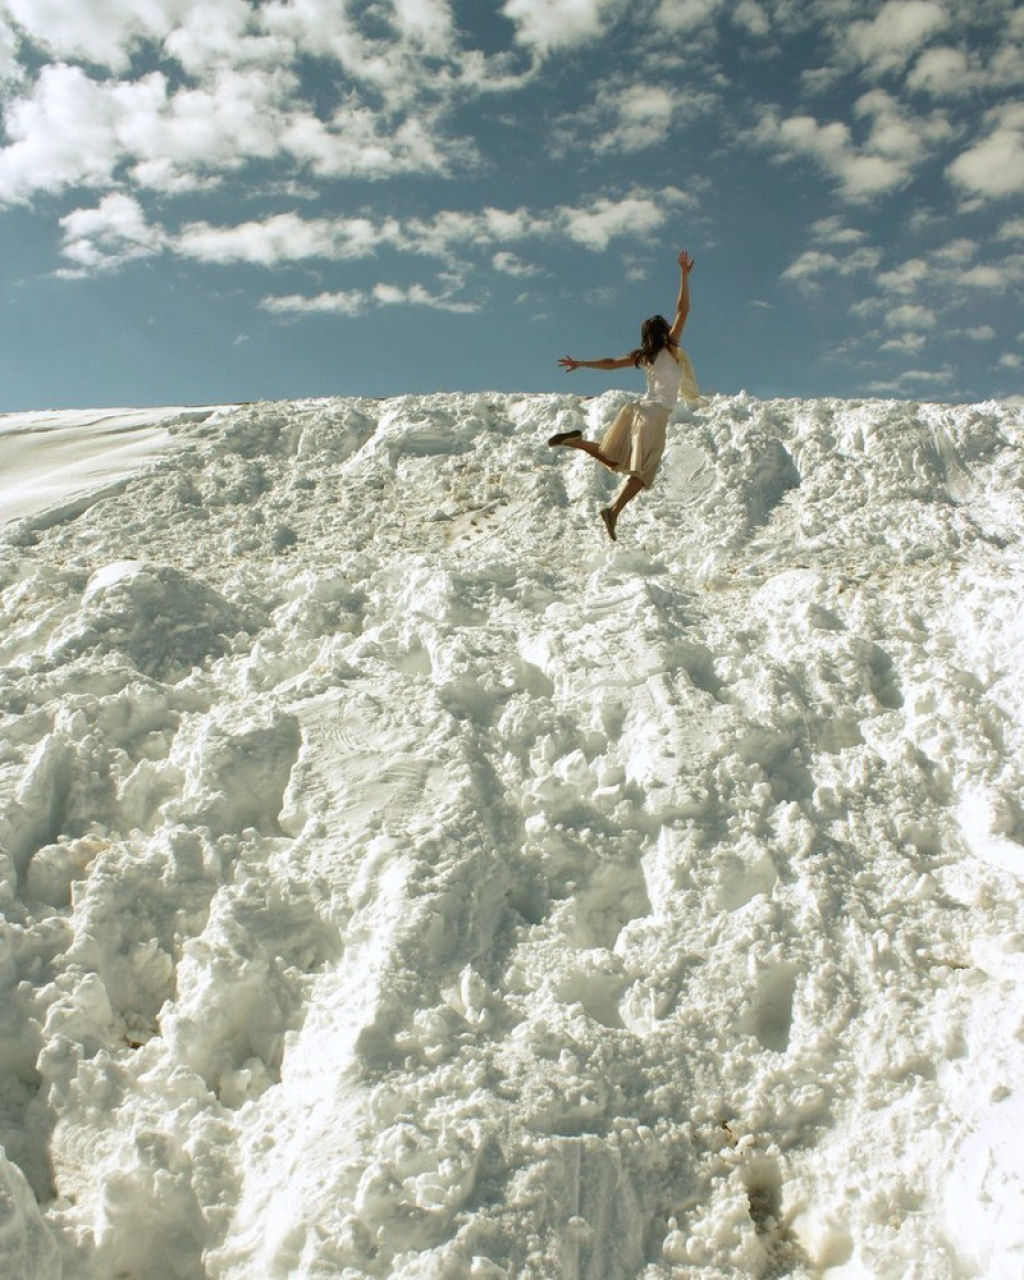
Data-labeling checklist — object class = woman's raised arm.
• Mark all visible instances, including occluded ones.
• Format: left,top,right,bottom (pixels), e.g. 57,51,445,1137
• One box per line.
669,250,694,342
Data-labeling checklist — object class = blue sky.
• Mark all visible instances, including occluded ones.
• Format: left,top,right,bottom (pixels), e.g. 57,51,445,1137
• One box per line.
0,0,1022,410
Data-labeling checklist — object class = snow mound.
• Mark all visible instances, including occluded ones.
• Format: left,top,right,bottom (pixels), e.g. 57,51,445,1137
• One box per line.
1,389,1023,1278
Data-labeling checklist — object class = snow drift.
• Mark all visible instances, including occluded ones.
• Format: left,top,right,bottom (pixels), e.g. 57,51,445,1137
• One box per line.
1,387,1023,1279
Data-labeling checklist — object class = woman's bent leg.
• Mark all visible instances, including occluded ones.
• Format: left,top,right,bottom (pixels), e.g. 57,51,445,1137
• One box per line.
567,437,618,468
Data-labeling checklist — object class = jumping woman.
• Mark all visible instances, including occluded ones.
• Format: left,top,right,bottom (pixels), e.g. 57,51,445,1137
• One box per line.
550,249,698,540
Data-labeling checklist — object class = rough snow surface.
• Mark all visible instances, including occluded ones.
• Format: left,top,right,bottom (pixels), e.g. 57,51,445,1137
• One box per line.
1,388,1023,1279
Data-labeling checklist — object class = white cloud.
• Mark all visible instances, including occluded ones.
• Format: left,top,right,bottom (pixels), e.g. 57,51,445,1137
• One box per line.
372,281,478,311
590,81,718,153
855,89,954,167
3,0,184,72
996,217,1024,241
501,0,621,51
752,108,914,201
881,332,927,354
958,325,995,342
402,208,496,259
56,192,164,274
929,237,978,265
260,276,479,317
997,352,1022,370
886,303,936,329
282,102,463,180
260,289,365,316
947,103,1024,200
848,0,948,77
906,46,977,97
877,257,931,294
0,63,135,202
781,243,881,288
123,67,294,174
63,186,682,278
653,0,723,33
556,187,691,251
0,53,464,204
958,257,1024,289
492,250,539,276
163,0,289,75
781,249,839,284
391,0,456,51
0,14,22,85
176,212,395,266
597,84,675,152
810,216,867,245
867,366,953,392
732,1,770,38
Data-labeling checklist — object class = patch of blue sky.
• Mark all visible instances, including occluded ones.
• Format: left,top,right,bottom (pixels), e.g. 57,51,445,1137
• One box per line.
0,0,1021,409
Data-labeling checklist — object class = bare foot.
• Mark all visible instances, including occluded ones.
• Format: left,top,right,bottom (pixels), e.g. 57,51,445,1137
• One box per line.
600,507,617,541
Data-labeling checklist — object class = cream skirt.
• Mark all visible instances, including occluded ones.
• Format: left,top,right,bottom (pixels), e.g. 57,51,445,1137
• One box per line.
598,400,670,489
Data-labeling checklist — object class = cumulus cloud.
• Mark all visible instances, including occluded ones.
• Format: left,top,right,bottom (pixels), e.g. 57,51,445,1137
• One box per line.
752,88,956,203
906,46,978,97
653,0,724,33
0,55,466,204
492,250,539,276
260,289,365,316
0,63,135,202
958,256,1024,289
848,0,949,77
881,332,927,354
0,14,21,85
867,366,953,392
886,303,936,329
732,1,770,38
563,80,719,155
947,103,1024,200
810,216,868,245
501,0,622,51
176,212,397,266
56,192,164,275
3,0,182,72
259,277,480,316
556,187,692,251
781,244,882,289
0,0,515,204
58,186,684,277
372,280,479,311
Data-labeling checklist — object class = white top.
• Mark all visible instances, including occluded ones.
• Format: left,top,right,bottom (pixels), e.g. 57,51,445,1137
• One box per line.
644,346,688,408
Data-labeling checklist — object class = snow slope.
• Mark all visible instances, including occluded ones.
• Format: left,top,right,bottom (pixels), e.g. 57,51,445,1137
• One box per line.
0,407,212,526
1,388,1023,1279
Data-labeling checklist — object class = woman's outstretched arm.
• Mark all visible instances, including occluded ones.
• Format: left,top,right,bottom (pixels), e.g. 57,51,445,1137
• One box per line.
558,354,634,372
669,250,695,342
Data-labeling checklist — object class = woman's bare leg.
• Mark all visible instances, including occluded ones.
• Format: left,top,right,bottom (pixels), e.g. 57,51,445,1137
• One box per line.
559,437,617,468
600,475,644,540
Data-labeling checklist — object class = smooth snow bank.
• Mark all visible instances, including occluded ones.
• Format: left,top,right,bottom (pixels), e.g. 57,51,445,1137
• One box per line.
0,406,215,526
1,389,1023,1279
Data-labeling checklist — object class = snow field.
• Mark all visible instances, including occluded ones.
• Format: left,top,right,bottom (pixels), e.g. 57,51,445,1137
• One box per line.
0,389,1023,1278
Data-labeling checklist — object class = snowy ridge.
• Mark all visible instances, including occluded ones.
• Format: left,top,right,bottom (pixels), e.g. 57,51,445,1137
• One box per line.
1,390,1023,1279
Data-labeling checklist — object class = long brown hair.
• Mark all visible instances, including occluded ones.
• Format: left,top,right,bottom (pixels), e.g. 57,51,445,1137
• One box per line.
630,314,677,367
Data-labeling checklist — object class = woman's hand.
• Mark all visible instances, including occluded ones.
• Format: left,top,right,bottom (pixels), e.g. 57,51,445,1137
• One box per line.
678,249,695,274
559,356,581,372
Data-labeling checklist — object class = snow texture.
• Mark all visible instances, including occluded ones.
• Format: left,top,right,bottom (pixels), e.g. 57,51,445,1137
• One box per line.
1,387,1023,1279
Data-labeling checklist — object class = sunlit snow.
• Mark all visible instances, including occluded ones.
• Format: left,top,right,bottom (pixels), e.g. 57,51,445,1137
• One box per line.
1,388,1023,1279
